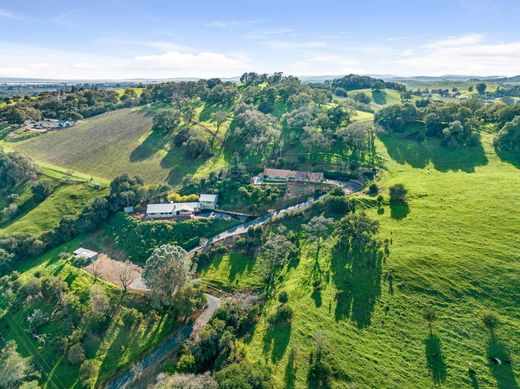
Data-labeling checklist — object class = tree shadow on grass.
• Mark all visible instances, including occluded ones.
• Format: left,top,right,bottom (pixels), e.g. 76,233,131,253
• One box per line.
425,333,447,384
228,252,256,283
129,131,169,162
263,322,292,363
487,338,518,389
284,347,297,389
390,200,410,220
311,287,322,308
378,125,488,173
331,246,382,328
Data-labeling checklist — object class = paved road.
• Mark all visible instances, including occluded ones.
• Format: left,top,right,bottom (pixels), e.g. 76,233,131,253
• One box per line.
106,179,362,388
106,294,221,389
188,179,362,256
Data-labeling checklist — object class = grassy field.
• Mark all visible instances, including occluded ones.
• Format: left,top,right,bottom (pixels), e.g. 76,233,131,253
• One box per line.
0,239,179,388
202,130,520,388
0,183,104,237
11,107,232,187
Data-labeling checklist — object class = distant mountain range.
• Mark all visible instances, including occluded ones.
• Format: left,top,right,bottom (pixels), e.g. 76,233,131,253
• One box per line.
1,74,519,85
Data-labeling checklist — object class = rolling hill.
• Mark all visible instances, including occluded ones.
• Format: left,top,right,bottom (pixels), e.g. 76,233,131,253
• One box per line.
12,107,232,186
202,130,520,388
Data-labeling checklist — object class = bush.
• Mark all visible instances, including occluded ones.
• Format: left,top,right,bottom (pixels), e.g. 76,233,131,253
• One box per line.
389,183,407,203
278,291,289,304
32,180,55,202
268,304,293,325
368,183,378,196
79,359,100,388
67,343,85,365
176,353,196,373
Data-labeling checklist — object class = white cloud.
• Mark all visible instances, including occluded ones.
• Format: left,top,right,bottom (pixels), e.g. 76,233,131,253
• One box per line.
205,20,260,28
261,40,328,50
0,8,17,19
396,34,520,75
0,42,250,79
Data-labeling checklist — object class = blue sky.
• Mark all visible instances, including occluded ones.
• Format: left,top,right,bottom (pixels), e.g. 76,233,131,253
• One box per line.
1,0,520,79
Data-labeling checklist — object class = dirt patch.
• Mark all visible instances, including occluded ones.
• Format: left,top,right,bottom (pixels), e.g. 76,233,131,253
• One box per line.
85,254,148,292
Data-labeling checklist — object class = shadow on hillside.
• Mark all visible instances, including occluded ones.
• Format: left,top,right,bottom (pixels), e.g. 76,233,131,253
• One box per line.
496,148,520,169
199,102,232,122
160,146,206,185
228,252,256,284
425,334,447,384
378,129,488,173
263,322,291,363
390,200,410,220
331,246,382,328
129,131,169,162
284,347,297,389
487,338,518,389
372,89,387,105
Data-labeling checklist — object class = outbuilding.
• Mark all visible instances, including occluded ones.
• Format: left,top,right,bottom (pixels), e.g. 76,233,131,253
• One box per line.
73,248,99,263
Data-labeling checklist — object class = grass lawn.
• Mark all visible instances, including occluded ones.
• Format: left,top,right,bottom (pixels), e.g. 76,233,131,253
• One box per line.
0,239,179,388
200,251,263,292
0,183,105,237
202,130,520,388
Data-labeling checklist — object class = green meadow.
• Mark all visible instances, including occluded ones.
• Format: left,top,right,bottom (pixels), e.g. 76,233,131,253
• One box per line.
202,129,520,388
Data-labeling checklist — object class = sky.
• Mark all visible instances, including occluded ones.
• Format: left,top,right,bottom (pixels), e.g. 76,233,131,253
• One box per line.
1,0,520,80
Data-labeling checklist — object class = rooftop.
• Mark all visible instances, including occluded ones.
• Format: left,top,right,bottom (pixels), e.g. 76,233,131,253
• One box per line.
73,248,98,258
200,193,218,202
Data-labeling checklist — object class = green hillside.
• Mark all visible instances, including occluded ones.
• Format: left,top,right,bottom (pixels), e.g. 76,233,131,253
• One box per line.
12,107,232,186
0,239,180,388
0,183,103,237
202,131,520,388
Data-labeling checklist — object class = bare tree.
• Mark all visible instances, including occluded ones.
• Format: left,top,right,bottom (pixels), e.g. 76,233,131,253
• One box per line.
211,111,227,144
118,261,134,296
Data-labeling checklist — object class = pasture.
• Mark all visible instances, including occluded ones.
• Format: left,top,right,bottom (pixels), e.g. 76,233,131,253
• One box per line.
202,131,520,388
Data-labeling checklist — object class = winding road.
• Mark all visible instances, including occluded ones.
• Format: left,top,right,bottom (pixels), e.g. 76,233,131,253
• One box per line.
106,179,362,388
106,294,221,389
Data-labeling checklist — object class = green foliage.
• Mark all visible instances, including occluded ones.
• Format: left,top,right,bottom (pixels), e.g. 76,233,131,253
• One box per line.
104,212,239,262
152,109,181,134
389,183,407,203
494,115,520,152
0,340,37,388
215,360,273,389
142,244,194,308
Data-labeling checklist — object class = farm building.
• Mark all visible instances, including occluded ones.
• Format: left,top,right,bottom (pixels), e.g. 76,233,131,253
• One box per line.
145,193,219,219
73,248,99,262
146,202,202,219
260,168,325,183
199,194,218,210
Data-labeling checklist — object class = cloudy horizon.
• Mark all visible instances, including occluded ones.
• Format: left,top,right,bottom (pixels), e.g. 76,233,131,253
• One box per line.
1,0,520,80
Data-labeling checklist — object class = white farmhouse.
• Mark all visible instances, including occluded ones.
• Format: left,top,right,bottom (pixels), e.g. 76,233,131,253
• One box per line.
199,194,218,210
146,202,202,219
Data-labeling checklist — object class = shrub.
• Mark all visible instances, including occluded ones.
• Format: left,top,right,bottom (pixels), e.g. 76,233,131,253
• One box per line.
79,359,100,388
176,353,196,373
67,343,85,365
268,304,293,325
389,183,407,203
278,291,289,304
368,183,378,196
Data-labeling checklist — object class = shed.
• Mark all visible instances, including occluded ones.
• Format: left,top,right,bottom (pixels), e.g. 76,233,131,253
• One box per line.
73,248,98,263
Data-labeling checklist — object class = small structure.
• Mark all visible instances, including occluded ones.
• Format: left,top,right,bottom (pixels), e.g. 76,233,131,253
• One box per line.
259,168,324,183
199,194,218,210
73,248,99,263
124,206,134,214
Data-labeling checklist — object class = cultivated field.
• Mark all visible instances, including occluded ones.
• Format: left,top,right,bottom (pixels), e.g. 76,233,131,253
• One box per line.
13,107,232,186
